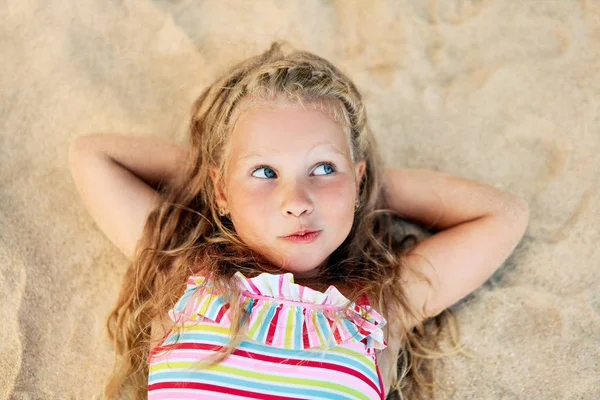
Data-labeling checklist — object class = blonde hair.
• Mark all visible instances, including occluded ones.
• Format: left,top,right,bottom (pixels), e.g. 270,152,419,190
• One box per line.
102,40,464,400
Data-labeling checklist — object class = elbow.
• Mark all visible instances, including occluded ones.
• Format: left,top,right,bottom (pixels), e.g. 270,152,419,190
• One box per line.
515,196,530,223
489,194,530,240
507,196,530,239
68,135,89,158
68,136,90,173
69,134,95,154
68,134,106,169
498,193,530,221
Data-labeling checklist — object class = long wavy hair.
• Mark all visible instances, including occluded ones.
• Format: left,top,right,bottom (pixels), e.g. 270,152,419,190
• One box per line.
101,40,465,400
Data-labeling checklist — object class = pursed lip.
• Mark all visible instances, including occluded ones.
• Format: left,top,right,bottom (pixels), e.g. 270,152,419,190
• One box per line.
280,229,321,238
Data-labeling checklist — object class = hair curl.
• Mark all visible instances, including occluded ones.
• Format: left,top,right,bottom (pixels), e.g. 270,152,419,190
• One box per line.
101,40,465,400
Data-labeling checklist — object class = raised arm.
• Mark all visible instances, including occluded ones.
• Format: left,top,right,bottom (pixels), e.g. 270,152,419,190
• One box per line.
68,133,188,259
382,167,530,327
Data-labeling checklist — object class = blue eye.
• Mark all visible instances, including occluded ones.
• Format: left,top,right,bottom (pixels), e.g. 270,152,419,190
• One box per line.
313,162,336,176
251,165,276,179
251,162,336,179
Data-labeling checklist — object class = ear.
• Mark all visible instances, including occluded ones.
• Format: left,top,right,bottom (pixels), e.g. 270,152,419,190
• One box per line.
355,160,366,197
210,166,228,210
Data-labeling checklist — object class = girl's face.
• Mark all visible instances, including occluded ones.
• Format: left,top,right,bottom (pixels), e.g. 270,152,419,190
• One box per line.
212,100,365,279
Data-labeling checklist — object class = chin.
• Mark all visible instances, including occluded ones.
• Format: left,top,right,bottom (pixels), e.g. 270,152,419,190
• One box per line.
279,263,316,273
286,258,329,277
270,257,317,275
253,241,330,276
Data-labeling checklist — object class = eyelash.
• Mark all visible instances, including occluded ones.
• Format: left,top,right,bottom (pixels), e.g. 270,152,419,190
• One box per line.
251,162,337,178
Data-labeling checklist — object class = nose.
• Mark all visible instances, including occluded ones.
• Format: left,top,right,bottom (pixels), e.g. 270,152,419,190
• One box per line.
281,181,313,218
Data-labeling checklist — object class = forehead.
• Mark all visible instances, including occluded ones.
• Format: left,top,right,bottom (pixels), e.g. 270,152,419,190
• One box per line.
227,101,352,163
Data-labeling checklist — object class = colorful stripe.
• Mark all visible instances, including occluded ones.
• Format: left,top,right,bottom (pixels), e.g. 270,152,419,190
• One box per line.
149,272,387,399
149,320,384,399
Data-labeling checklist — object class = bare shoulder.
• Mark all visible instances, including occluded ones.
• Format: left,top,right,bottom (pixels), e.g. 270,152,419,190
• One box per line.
150,314,175,349
149,266,210,349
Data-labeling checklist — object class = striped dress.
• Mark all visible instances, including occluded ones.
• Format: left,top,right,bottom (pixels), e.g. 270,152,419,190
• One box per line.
148,271,388,399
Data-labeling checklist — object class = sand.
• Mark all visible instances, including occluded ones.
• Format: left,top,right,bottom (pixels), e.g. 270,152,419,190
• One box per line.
1,0,599,398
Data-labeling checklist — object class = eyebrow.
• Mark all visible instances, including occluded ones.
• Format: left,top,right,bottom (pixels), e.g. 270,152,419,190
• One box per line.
237,142,348,162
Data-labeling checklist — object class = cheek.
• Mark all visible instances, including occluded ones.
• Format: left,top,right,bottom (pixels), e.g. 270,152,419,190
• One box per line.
318,180,356,214
231,183,270,212
227,183,272,235
228,184,282,254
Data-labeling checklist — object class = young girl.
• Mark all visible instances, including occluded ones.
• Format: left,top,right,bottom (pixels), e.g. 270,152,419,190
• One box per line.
69,41,529,400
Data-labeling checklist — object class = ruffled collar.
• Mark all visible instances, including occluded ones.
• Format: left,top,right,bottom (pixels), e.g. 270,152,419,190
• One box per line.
169,271,387,351
234,271,363,308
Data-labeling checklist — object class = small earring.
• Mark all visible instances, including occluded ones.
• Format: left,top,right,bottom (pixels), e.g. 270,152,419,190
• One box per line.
355,199,360,210
219,208,227,217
